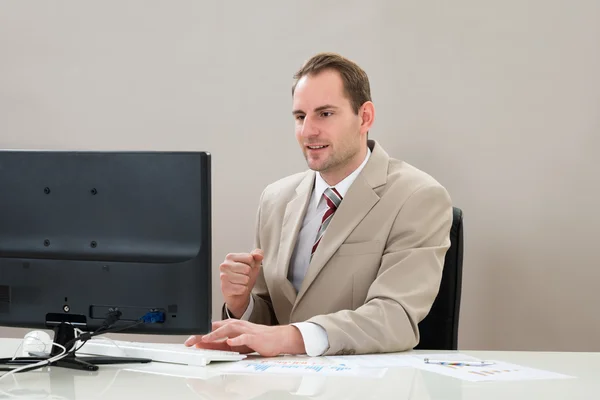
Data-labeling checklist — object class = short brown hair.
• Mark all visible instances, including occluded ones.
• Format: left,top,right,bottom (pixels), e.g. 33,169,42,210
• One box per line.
292,52,372,114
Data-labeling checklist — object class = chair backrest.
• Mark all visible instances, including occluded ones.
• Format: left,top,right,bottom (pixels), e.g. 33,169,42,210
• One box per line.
415,206,464,350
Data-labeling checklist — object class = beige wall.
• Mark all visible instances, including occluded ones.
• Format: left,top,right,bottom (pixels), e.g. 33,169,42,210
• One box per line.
1,1,599,351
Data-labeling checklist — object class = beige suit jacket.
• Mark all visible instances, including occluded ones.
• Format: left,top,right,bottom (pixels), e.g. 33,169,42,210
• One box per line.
227,140,453,356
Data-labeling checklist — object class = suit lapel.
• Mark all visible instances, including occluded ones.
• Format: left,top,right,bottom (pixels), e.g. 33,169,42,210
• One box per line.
293,140,390,308
294,176,379,306
274,171,314,306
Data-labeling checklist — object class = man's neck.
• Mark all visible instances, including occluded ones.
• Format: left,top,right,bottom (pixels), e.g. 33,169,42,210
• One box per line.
320,147,368,186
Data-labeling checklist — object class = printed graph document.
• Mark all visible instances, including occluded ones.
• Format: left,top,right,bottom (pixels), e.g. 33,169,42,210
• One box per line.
222,358,386,377
327,352,575,382
418,359,575,382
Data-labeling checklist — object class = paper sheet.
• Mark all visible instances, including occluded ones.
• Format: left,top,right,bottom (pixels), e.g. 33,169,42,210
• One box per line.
123,351,575,383
221,359,386,377
326,352,481,369
327,352,575,382
325,354,421,368
417,359,575,382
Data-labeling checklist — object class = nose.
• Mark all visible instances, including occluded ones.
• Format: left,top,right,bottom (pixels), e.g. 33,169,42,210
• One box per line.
299,116,318,138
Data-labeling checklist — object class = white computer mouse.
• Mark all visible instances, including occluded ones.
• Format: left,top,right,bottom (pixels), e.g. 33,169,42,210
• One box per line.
22,330,53,356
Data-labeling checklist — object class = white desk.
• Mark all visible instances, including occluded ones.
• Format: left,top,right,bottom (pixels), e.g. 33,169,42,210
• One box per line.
1,338,599,399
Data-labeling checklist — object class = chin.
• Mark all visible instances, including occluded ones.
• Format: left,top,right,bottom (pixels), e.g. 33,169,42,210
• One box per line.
307,162,331,173
305,154,333,172
306,162,321,171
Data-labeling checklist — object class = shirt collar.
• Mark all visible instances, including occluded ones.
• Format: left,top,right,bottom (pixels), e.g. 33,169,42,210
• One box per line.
312,148,371,209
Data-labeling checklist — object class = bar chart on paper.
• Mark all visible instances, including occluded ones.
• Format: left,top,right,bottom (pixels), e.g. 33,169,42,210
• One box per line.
468,368,521,377
442,364,521,377
419,360,575,382
222,359,386,377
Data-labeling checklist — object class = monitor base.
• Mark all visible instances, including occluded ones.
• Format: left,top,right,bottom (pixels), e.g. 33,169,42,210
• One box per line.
0,354,151,372
0,322,151,372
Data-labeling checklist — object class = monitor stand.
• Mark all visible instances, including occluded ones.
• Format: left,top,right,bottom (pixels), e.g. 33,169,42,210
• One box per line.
0,322,151,372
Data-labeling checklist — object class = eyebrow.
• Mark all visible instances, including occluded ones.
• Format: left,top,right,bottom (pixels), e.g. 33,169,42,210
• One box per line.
292,104,339,116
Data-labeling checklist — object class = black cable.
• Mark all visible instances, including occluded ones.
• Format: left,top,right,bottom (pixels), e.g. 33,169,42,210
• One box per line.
65,319,146,351
67,311,120,354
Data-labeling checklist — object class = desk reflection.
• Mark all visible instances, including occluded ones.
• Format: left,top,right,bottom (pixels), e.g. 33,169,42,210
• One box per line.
4,361,456,400
184,368,431,400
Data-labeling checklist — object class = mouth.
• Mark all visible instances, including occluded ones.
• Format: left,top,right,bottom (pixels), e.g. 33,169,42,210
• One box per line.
306,145,329,151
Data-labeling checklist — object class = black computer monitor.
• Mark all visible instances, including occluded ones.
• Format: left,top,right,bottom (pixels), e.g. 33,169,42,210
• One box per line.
0,149,212,371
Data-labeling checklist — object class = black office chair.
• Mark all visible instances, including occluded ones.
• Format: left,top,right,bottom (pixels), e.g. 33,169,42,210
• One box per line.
415,206,464,350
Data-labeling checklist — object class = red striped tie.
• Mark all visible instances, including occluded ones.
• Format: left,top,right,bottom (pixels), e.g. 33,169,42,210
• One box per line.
311,187,342,258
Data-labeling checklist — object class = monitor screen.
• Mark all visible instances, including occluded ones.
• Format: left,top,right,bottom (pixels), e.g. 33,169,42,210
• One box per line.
0,150,212,343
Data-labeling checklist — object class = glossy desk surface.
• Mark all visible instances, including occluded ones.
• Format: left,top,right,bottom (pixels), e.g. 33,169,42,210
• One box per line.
1,338,599,399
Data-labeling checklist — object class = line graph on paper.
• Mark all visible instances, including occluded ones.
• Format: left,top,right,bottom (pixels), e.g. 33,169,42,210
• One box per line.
248,361,351,373
222,359,386,377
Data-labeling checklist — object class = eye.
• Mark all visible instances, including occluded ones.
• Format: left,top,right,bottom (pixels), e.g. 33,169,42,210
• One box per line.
295,115,305,121
321,111,333,117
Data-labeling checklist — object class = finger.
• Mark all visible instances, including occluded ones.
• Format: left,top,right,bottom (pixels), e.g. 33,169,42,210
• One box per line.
227,333,254,348
251,249,264,264
225,253,254,265
184,335,202,347
203,321,248,342
193,341,234,352
221,261,252,275
202,319,244,342
211,319,236,330
201,328,230,343
185,319,241,346
221,271,250,285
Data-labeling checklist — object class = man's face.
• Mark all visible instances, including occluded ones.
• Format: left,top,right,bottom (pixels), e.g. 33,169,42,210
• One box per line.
292,69,367,180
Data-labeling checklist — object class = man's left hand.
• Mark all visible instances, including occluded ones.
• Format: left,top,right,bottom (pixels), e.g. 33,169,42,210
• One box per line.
184,320,306,357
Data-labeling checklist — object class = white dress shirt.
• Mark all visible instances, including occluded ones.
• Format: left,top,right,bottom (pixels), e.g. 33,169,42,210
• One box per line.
231,148,371,356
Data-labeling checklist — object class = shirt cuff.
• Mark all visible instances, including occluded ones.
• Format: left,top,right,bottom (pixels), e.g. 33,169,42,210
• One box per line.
225,296,254,320
291,322,329,356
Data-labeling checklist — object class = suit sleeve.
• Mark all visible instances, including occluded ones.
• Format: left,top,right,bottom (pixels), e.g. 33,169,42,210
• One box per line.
306,184,453,355
248,188,279,325
221,188,278,325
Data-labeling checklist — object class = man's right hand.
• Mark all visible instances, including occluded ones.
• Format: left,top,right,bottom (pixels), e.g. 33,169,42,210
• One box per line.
220,249,263,319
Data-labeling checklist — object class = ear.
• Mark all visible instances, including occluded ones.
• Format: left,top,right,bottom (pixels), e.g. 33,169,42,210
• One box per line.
359,101,375,135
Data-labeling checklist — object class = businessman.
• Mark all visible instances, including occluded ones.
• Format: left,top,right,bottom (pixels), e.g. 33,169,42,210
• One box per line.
185,52,453,356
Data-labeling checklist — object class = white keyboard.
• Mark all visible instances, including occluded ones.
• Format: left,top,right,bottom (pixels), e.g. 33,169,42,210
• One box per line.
78,339,246,367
